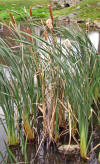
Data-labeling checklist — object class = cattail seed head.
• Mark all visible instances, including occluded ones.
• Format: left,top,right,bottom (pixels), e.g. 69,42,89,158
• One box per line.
65,39,71,49
48,5,53,24
86,22,89,33
27,27,33,43
46,19,53,30
29,8,32,17
9,12,16,25
44,30,48,40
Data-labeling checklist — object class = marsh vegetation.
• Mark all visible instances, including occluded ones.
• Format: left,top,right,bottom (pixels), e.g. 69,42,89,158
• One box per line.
0,6,100,164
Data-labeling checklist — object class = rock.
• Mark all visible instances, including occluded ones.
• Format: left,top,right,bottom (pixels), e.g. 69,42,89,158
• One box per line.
93,21,100,29
36,5,43,8
68,13,74,17
52,2,62,10
32,5,43,10
89,22,95,28
58,15,70,22
73,12,79,15
64,3,70,8
52,0,81,8
85,4,90,7
42,12,45,14
53,0,64,8
76,6,80,10
97,2,100,6
58,144,80,154
68,13,78,18
77,20,85,24
32,7,37,10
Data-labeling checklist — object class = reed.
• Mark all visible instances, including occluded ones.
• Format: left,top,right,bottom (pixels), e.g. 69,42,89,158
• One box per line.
51,26,100,158
0,68,19,146
32,24,100,157
0,26,37,143
0,8,100,162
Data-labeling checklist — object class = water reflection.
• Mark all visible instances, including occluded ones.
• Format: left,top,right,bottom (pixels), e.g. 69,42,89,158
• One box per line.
5,142,99,164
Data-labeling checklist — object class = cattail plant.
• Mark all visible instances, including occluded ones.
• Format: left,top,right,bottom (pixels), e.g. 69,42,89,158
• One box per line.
0,71,19,146
0,8,100,162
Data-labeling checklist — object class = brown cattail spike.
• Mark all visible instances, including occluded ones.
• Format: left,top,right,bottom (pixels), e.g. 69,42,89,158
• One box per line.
9,12,15,25
44,30,48,40
48,5,53,24
27,27,33,43
86,22,89,34
29,8,32,17
65,39,71,49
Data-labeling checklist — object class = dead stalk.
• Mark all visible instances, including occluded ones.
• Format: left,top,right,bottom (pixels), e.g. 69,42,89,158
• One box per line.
88,143,100,155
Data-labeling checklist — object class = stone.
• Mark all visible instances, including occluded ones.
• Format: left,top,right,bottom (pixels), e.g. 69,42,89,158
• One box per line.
68,12,78,18
52,2,62,10
36,5,43,8
52,0,81,8
68,13,74,17
58,15,70,22
42,12,45,14
32,5,43,10
64,3,70,8
77,20,85,24
93,21,100,29
73,12,78,15
89,22,95,28
68,14,75,20
76,6,80,10
32,7,37,10
97,2,100,6
58,144,80,154
85,4,90,7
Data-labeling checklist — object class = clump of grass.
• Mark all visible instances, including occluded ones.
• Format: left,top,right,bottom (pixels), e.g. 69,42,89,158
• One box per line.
0,5,100,163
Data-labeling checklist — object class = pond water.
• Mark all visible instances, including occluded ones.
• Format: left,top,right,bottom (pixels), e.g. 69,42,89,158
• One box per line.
88,31,100,52
0,107,7,163
0,28,100,164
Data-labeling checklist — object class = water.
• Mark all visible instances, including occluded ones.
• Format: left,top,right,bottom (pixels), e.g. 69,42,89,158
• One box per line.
0,26,100,164
0,107,7,163
88,31,99,52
